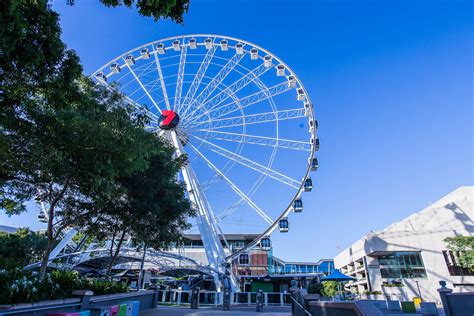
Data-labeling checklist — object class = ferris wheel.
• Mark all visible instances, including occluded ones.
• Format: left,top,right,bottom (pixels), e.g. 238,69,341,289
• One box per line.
92,34,319,290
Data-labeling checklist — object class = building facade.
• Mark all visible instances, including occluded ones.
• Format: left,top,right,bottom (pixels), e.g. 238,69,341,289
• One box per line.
334,186,474,303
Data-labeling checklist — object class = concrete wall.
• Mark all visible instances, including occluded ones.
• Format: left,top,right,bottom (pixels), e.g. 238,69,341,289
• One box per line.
334,186,474,303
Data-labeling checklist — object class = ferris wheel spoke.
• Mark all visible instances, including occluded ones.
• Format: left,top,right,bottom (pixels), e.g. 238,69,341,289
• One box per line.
124,58,162,114
188,143,273,225
97,81,159,123
153,49,171,110
178,45,217,115
192,135,301,189
191,82,291,123
196,130,311,151
192,108,306,130
194,63,271,118
181,49,247,121
173,45,188,111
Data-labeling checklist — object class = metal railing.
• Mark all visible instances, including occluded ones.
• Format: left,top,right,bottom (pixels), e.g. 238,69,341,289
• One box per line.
155,289,292,306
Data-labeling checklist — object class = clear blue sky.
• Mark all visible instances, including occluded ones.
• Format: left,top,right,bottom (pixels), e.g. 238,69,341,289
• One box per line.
1,0,472,262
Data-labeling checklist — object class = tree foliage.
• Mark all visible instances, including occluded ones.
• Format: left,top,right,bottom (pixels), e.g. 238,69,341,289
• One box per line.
67,0,190,23
0,0,193,279
0,229,48,269
445,236,474,272
321,281,339,297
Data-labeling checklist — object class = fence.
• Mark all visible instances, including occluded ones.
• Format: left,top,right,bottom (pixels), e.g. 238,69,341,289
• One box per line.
155,289,292,307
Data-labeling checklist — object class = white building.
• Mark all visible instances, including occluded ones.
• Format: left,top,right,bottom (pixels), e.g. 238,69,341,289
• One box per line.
334,186,474,303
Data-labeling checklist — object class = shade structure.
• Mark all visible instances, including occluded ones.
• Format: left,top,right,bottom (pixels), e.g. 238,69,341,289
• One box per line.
320,269,356,282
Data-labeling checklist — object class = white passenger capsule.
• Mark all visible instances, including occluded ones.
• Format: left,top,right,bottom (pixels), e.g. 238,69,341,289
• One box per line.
276,64,285,76
250,48,258,60
308,119,318,133
297,88,305,101
125,55,135,66
95,72,107,82
304,102,313,116
204,37,212,49
156,43,166,54
236,42,244,54
110,63,121,74
220,40,229,51
173,40,180,51
189,38,197,49
287,75,296,88
264,55,272,68
37,211,47,223
140,48,150,59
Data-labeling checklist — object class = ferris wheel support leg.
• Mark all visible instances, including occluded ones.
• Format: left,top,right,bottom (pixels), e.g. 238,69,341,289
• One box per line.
170,131,238,293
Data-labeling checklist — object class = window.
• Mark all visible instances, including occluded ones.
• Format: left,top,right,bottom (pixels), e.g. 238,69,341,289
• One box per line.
378,252,427,279
443,250,474,276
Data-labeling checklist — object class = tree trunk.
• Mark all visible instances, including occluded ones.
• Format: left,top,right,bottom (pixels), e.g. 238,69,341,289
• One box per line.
38,180,69,280
105,230,126,280
38,238,54,279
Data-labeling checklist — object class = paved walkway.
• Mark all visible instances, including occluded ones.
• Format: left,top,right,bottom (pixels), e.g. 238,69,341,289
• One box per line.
140,305,292,315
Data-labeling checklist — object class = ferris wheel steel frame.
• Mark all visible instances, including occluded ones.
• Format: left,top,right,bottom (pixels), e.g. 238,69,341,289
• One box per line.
71,34,317,291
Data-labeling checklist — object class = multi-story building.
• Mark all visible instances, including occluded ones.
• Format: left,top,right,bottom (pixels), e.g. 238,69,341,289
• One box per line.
334,186,474,303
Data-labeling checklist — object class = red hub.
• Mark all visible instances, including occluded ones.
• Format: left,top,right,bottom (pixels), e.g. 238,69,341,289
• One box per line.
158,110,180,130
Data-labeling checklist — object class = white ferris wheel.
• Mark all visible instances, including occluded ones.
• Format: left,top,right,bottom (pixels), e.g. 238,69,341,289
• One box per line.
92,34,319,290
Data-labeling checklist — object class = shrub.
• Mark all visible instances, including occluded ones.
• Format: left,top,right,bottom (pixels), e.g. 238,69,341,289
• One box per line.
0,269,128,304
307,283,323,295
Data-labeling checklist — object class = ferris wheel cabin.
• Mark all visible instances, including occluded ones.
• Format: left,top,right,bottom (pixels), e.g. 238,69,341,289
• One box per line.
236,43,244,54
205,38,213,49
311,137,320,151
297,88,306,101
173,40,181,51
156,43,166,54
110,63,121,74
189,38,197,49
220,40,229,51
37,211,47,223
264,55,273,68
304,102,313,116
279,218,289,233
304,178,313,192
309,157,319,171
277,64,285,76
287,75,297,88
140,48,150,59
250,48,259,60
125,55,135,66
95,72,107,82
260,237,271,251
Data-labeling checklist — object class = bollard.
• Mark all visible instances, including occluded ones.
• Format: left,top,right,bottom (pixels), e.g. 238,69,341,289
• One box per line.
437,281,453,316
223,288,231,311
191,287,200,309
256,289,264,312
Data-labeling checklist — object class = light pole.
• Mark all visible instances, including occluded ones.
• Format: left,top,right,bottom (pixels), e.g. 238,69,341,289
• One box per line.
414,279,423,300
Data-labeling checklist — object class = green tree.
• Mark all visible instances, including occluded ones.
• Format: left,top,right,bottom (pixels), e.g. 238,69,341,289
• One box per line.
1,0,191,280
0,228,48,269
90,150,194,280
445,236,474,272
67,0,190,23
321,281,339,297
